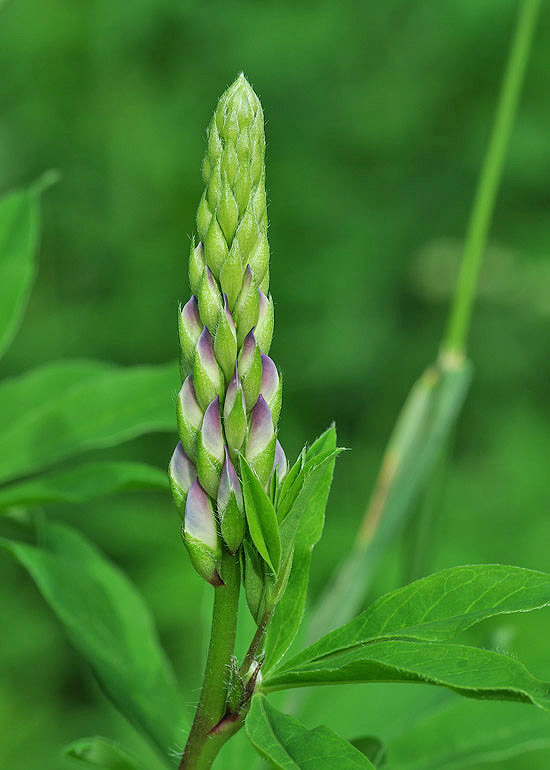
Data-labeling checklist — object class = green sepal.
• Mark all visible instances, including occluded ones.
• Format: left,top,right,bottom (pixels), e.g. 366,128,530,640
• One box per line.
196,195,211,244
234,266,260,348
220,239,244,311
247,434,276,489
239,333,262,412
182,530,222,587
220,492,245,554
214,300,238,382
256,292,274,354
196,439,223,500
224,375,248,458
198,266,223,335
204,213,228,281
189,238,206,297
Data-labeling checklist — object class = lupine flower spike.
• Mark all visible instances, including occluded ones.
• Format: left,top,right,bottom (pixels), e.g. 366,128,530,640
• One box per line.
169,73,285,581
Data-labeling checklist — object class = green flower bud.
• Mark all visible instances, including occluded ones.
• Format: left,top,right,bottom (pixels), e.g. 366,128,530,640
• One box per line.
169,442,197,518
178,296,203,378
223,365,247,458
193,328,224,411
189,238,206,297
183,478,222,586
214,295,238,382
196,397,225,499
255,291,274,354
218,448,245,553
198,266,223,335
220,239,244,311
238,330,262,412
177,375,203,461
234,265,260,348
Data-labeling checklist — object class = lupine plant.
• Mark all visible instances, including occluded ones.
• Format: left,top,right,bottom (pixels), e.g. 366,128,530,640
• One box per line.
1,2,549,768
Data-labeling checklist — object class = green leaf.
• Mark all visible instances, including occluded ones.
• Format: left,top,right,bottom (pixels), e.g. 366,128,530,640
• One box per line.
263,639,550,711
246,694,375,769
351,736,386,767
0,521,187,754
386,698,550,770
0,186,40,360
265,426,337,668
62,736,148,770
0,359,177,485
278,564,550,670
240,455,281,573
309,356,472,638
0,461,168,509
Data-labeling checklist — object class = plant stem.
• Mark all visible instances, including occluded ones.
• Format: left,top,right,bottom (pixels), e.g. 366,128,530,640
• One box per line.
179,550,240,770
444,0,540,354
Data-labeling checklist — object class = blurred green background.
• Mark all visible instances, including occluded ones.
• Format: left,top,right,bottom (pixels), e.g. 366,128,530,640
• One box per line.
1,0,549,768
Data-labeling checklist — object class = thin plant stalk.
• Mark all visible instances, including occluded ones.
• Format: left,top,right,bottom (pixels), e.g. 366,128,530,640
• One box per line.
444,0,541,354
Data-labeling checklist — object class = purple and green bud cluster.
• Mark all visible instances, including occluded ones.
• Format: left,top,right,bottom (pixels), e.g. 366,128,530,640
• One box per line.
169,74,286,585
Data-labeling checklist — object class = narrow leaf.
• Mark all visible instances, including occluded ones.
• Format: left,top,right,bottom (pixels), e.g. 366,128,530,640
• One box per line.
309,356,472,638
0,186,40,360
0,359,177,485
0,521,187,754
62,736,149,770
265,426,337,668
246,694,375,769
0,461,168,510
281,564,550,671
263,639,550,712
240,455,281,573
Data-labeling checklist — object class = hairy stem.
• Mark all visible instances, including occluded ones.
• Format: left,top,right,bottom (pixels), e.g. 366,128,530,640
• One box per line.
444,0,541,354
179,550,240,770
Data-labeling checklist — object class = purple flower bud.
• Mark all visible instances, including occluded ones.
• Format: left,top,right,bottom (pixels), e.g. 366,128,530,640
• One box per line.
169,442,197,516
260,353,282,426
246,395,274,463
197,396,225,499
194,327,224,411
273,439,287,481
178,296,203,377
184,478,218,551
177,375,203,460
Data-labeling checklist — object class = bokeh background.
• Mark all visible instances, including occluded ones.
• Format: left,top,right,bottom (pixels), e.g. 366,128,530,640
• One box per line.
1,0,549,768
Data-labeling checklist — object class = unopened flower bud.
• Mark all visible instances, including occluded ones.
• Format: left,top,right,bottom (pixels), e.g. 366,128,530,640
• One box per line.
169,442,197,517
178,296,202,378
204,212,229,281
177,375,203,461
238,330,262,412
197,396,225,498
245,395,276,486
234,265,260,348
189,239,206,297
255,291,274,353
223,365,247,457
260,353,282,426
273,439,287,482
198,266,223,335
183,479,222,586
217,448,245,553
193,328,224,411
220,240,244,311
214,295,238,382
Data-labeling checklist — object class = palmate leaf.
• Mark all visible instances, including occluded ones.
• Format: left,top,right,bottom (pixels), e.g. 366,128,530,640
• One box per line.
0,185,41,360
62,736,151,770
0,520,187,757
246,694,375,769
0,461,168,509
0,359,177,485
264,638,550,710
265,426,338,669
